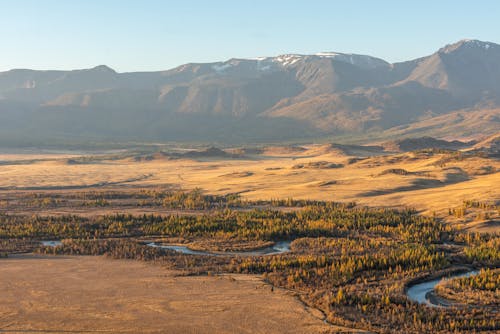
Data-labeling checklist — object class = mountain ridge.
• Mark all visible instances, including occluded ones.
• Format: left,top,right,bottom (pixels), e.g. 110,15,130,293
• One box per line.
0,39,499,146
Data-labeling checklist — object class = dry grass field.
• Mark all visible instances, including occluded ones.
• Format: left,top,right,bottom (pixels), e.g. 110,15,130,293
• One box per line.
0,144,498,232
0,255,363,334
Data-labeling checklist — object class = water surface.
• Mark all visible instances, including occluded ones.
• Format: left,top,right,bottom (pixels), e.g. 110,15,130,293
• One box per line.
41,241,63,247
147,241,291,256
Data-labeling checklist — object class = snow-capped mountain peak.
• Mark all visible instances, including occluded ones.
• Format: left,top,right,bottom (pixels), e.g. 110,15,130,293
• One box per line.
209,52,389,72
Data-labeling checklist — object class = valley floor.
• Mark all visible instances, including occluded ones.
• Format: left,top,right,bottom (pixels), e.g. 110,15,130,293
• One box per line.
0,144,498,333
0,255,356,334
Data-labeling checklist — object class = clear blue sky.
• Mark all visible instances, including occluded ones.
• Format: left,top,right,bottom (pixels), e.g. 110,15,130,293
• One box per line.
1,0,499,72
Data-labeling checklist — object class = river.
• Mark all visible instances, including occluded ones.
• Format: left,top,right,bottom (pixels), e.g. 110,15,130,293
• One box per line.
406,270,478,307
146,240,291,256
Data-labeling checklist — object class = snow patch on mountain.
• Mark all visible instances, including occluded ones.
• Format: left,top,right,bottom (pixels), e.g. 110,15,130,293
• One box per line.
317,53,387,68
269,52,388,69
315,52,340,57
272,54,302,66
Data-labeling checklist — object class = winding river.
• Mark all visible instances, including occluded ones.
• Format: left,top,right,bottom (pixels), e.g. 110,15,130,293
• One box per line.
38,239,482,309
406,270,479,307
146,241,291,256
39,239,291,256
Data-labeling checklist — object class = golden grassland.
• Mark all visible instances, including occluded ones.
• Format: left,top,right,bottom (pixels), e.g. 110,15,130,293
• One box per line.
0,254,360,334
0,145,498,232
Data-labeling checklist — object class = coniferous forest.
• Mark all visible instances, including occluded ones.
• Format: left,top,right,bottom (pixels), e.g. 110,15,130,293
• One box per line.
1,189,498,333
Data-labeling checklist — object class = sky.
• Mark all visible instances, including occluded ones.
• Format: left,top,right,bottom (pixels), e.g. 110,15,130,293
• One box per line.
1,0,499,72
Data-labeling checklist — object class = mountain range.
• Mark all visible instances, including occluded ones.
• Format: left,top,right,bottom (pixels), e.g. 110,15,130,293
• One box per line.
0,39,499,146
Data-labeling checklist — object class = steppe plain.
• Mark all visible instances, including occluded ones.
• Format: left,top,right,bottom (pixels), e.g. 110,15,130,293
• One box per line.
1,140,498,333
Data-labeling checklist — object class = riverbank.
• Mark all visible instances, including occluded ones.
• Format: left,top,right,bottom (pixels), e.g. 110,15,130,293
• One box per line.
406,268,479,307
